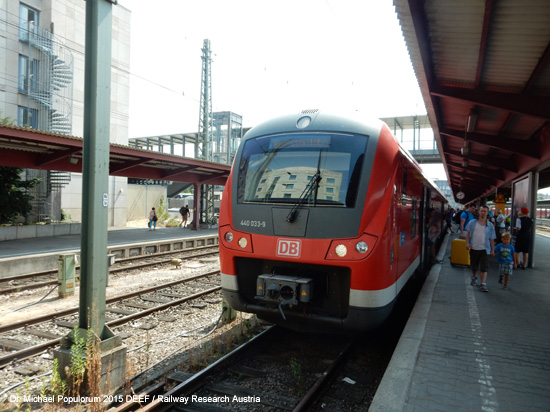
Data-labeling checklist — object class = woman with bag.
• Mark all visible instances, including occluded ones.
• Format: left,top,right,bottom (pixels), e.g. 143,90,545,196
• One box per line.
148,207,158,230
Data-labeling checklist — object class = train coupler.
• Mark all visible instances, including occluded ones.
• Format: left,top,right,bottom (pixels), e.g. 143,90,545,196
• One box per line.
255,274,313,306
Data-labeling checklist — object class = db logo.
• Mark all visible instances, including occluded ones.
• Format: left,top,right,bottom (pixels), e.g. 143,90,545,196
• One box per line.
277,239,302,258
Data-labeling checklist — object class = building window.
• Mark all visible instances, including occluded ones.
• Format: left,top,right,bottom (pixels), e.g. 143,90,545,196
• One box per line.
289,175,297,180
18,55,39,94
18,106,38,128
19,3,39,42
285,184,294,189
18,55,28,93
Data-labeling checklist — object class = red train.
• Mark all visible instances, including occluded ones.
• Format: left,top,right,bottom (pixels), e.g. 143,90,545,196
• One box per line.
218,111,446,332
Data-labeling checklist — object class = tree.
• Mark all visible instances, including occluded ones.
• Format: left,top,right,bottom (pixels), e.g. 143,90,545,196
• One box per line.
0,167,40,224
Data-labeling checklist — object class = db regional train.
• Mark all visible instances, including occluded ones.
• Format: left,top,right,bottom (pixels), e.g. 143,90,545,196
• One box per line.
218,110,446,333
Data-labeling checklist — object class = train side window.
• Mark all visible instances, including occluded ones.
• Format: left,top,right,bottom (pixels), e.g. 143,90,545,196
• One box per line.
402,168,408,205
411,199,417,238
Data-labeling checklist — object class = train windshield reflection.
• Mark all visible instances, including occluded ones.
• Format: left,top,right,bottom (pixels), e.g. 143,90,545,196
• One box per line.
237,132,368,207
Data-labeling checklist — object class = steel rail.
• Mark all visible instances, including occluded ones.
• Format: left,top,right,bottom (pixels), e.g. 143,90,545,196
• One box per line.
292,342,352,411
136,326,277,412
0,285,221,368
0,248,219,295
0,270,220,334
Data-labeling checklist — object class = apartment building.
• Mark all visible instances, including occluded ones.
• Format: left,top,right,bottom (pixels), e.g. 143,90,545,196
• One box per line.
0,0,131,224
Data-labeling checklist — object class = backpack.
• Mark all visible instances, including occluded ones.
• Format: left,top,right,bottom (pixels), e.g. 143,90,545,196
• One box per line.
453,211,462,225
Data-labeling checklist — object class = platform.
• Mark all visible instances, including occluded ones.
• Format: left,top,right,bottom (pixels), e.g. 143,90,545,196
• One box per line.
370,232,550,412
0,226,219,278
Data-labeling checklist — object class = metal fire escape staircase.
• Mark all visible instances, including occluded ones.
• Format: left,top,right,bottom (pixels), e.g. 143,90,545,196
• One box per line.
28,22,74,135
20,24,74,222
26,23,73,196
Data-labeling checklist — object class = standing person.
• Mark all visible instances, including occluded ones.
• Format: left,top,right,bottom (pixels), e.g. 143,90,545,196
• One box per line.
445,208,455,233
180,205,190,228
495,208,506,244
465,204,496,292
460,203,476,238
513,207,533,269
494,232,516,290
148,207,157,231
425,208,440,264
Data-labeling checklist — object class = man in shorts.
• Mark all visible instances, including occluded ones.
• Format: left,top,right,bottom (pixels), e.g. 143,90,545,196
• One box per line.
180,205,190,228
465,205,496,292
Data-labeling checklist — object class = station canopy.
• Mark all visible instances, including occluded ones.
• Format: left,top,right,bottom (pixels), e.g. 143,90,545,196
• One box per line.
394,0,550,203
0,125,230,185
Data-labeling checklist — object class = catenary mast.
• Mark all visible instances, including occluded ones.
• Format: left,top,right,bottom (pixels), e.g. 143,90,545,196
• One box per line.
196,39,215,224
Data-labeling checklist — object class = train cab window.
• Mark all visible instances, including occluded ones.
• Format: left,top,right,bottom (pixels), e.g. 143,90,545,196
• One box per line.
237,132,368,207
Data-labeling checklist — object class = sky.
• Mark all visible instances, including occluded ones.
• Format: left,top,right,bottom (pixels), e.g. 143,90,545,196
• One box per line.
117,0,443,178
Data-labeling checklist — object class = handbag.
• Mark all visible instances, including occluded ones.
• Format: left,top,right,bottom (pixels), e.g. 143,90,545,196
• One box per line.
153,215,158,222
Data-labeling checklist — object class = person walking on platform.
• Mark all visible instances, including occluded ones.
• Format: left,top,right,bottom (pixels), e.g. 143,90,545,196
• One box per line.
513,207,533,269
465,204,496,292
148,207,158,231
460,203,476,238
180,205,190,228
494,232,516,290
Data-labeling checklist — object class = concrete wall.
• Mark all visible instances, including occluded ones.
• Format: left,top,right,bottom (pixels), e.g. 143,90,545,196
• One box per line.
0,232,219,278
0,223,81,241
61,175,128,227
127,184,168,221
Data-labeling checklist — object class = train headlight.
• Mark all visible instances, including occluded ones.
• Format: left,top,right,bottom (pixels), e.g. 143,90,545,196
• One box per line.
296,116,311,129
335,244,347,257
355,241,368,254
224,232,233,243
238,237,248,248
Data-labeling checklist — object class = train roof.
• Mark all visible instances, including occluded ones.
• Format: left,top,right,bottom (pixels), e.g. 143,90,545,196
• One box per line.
242,110,385,140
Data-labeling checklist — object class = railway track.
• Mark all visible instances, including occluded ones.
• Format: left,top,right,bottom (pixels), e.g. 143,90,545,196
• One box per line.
107,321,401,412
0,270,221,368
109,326,354,412
1,236,420,410
0,246,219,295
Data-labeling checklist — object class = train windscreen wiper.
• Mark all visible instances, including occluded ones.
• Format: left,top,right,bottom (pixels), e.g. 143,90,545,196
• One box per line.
286,171,322,223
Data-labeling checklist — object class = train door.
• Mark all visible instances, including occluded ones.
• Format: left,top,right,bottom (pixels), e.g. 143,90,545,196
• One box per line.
392,164,402,284
396,162,415,281
419,186,430,273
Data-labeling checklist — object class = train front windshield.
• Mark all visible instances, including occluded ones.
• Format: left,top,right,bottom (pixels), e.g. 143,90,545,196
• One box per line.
237,133,367,208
